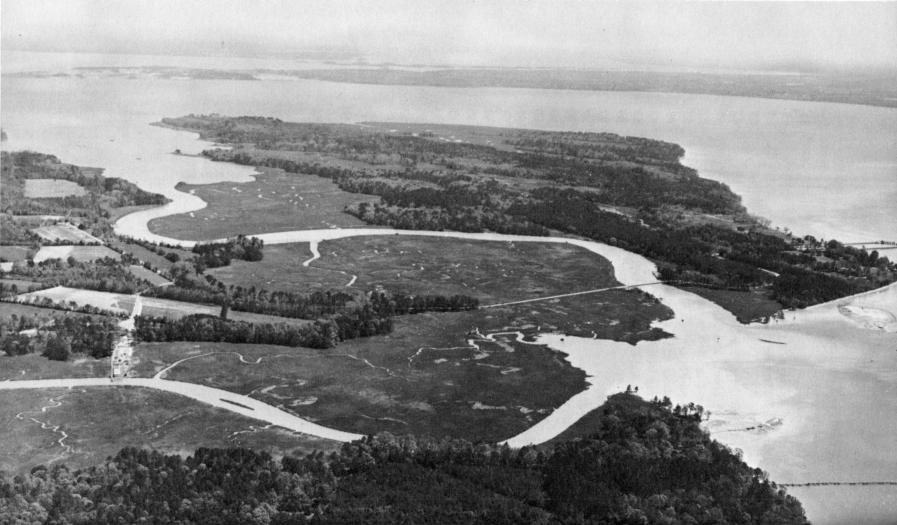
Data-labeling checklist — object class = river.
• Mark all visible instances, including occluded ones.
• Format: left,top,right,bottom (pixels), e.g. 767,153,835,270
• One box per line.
2,51,897,524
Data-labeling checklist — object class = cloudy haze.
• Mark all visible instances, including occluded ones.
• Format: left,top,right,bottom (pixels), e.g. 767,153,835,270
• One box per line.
3,0,897,71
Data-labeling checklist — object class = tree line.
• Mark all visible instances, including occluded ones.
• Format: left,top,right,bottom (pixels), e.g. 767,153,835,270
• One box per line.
0,393,808,524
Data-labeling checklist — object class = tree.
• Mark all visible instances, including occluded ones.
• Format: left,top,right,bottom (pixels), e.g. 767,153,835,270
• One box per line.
43,335,70,361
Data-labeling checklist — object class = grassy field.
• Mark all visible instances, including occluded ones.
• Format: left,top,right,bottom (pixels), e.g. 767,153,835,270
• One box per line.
0,301,100,321
23,179,86,198
0,387,338,474
149,167,371,241
208,235,671,340
0,353,110,381
127,265,172,286
0,245,32,262
130,307,595,442
32,223,103,244
211,236,619,303
33,245,120,263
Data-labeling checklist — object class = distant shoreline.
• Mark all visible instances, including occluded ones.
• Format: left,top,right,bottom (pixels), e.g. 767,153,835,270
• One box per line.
5,64,897,110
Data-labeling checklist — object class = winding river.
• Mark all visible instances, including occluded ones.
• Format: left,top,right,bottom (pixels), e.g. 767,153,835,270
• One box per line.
2,59,896,521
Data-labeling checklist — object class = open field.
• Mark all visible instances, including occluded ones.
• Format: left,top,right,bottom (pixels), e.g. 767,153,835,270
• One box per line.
210,236,619,302
23,178,87,198
0,301,100,321
15,286,311,326
0,387,338,474
33,245,120,263
149,167,371,241
129,306,592,442
31,222,104,244
208,235,671,340
127,264,172,286
0,245,32,262
0,353,110,381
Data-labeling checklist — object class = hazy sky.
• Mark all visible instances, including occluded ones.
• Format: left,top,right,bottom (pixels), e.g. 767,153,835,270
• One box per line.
3,0,896,70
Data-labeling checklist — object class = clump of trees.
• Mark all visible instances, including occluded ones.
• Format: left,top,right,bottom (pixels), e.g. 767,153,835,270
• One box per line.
1,311,119,360
192,234,264,269
0,393,808,524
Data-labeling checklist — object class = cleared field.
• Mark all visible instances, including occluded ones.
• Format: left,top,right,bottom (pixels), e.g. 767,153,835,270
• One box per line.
211,236,619,303
0,245,32,262
128,265,172,286
16,286,311,326
33,245,120,263
149,167,371,241
23,178,86,198
31,223,104,244
0,387,338,474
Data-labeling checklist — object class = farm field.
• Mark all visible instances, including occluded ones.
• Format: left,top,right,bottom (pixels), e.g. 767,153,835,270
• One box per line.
0,301,100,321
0,387,338,474
31,222,104,244
128,264,172,286
15,286,312,326
23,178,87,198
0,245,32,262
33,245,120,263
149,167,371,241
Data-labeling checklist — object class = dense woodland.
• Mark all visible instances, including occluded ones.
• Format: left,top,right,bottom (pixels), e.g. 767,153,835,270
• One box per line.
0,394,807,524
163,115,895,309
0,310,119,360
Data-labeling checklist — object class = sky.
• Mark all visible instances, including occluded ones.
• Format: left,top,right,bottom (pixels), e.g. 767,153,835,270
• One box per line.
2,0,896,71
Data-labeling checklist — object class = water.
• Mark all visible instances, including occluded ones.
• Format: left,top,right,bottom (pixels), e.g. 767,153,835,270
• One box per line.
3,62,896,242
3,52,897,523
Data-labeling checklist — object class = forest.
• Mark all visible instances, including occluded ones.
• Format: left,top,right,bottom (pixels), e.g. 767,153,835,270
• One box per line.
0,394,807,524
162,114,895,309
